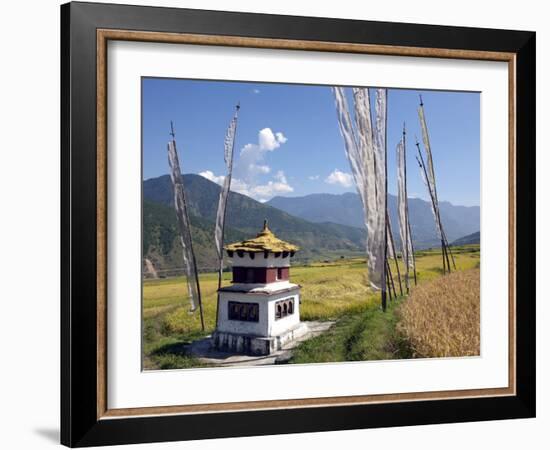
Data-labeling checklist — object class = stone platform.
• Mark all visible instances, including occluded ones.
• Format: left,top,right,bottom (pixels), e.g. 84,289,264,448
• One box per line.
186,321,334,367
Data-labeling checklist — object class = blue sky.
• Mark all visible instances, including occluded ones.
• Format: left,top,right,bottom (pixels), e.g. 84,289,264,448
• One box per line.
142,78,480,206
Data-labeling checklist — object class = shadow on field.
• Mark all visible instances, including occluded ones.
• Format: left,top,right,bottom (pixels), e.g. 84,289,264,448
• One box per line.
151,341,188,357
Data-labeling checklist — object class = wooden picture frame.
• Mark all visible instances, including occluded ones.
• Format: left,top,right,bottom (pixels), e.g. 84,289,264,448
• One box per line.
61,1,535,447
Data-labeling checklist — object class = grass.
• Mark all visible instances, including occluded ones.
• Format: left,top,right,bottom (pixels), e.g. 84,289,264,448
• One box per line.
396,267,480,358
142,245,480,369
289,297,411,364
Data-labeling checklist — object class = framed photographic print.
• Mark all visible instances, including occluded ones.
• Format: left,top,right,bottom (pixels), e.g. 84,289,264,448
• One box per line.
61,1,536,447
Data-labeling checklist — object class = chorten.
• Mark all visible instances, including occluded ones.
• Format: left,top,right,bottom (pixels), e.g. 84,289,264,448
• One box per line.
212,220,305,355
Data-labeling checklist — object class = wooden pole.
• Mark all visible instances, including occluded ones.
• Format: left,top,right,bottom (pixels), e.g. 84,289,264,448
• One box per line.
381,225,387,311
408,220,418,286
185,208,205,331
440,227,452,274
385,268,391,302
386,260,395,301
381,90,388,312
402,123,411,293
387,213,403,296
441,228,457,269
387,258,397,299
185,200,205,331
196,269,205,330
443,236,452,273
415,140,450,275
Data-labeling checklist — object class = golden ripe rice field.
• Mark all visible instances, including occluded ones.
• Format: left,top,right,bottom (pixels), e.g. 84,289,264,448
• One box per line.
142,245,480,369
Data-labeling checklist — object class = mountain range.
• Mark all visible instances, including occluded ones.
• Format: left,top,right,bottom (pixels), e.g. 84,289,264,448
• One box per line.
143,174,365,272
451,231,480,246
267,192,480,248
143,174,480,273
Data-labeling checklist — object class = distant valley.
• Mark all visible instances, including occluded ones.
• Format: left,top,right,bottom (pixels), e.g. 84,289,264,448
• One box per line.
143,174,480,273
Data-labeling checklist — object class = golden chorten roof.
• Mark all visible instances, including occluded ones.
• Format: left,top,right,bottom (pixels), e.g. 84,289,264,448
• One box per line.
225,220,299,253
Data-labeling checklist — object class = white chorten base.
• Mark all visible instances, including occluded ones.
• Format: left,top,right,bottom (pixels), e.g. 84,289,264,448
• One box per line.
212,281,302,355
211,322,309,356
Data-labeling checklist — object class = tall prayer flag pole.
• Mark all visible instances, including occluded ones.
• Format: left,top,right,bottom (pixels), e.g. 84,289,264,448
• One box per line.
387,213,403,296
167,121,205,330
417,96,456,270
214,104,240,326
415,138,451,274
397,123,416,292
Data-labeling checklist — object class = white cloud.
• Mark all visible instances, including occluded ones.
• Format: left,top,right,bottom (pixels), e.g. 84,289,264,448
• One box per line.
233,171,293,201
275,132,287,144
252,88,260,94
325,169,354,188
199,129,292,202
229,178,250,195
273,170,288,184
308,175,320,181
249,179,293,202
200,169,293,202
234,127,288,189
257,128,286,151
254,164,271,174
198,170,225,185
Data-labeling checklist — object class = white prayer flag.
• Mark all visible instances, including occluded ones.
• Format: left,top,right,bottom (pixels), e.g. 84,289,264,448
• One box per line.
333,87,387,290
214,108,239,261
396,138,414,270
168,140,201,311
418,103,438,203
